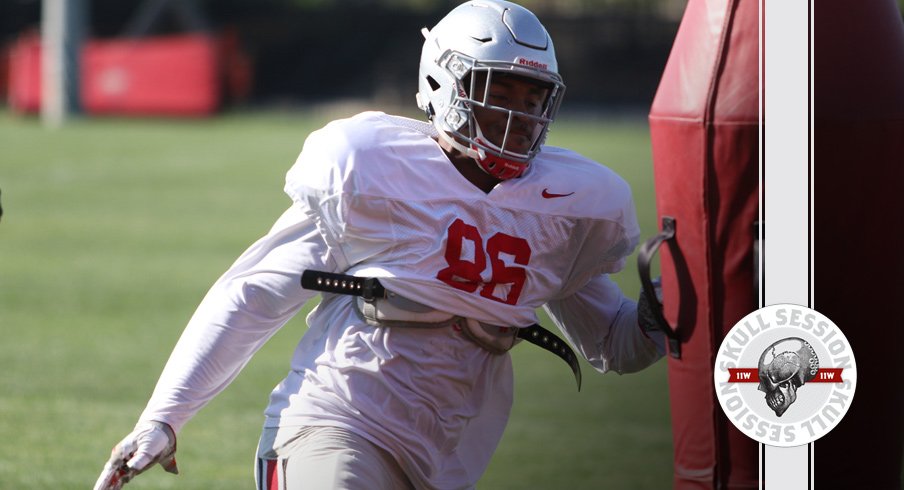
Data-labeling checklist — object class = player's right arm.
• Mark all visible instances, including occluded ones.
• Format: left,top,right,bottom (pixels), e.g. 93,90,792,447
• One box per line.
95,114,388,488
95,204,338,488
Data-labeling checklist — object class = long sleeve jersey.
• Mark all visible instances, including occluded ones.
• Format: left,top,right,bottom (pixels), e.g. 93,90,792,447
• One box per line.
138,112,662,489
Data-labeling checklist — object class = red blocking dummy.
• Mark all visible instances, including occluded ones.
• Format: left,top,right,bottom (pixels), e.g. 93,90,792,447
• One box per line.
813,1,904,488
646,0,759,488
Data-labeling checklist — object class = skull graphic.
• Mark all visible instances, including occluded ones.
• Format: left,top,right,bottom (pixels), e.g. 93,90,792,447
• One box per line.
757,337,819,417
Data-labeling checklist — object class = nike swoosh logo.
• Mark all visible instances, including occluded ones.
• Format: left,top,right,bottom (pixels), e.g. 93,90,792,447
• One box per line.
541,188,575,199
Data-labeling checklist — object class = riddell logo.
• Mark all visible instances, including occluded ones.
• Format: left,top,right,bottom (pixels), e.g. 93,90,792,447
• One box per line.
517,57,548,70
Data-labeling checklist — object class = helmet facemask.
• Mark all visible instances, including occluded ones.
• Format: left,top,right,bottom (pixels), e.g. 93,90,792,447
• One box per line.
432,50,565,180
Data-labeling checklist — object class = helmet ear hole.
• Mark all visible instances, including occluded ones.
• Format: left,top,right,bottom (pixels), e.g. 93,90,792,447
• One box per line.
426,75,441,92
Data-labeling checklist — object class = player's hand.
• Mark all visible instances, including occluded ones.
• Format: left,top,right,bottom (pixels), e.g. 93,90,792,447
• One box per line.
93,421,179,490
637,276,663,334
637,277,668,357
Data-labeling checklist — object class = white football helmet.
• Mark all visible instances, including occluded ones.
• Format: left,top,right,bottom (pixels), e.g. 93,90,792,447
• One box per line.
416,0,566,180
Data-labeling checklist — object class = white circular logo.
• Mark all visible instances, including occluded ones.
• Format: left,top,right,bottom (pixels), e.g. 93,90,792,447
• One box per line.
714,304,857,447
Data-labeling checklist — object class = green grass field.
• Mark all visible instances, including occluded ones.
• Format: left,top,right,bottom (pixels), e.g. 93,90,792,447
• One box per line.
0,107,671,489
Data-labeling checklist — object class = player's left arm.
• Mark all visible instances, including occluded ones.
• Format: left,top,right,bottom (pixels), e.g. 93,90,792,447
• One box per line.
543,274,665,375
539,163,665,374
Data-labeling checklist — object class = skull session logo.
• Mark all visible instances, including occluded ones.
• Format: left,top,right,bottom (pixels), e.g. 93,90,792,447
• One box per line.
714,304,857,447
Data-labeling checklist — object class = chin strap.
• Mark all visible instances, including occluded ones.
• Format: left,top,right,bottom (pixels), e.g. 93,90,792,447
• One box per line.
435,127,529,181
473,140,528,180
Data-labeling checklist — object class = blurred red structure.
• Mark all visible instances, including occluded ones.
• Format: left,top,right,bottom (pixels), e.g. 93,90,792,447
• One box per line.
82,33,219,115
6,29,251,116
648,0,904,488
647,0,759,488
7,31,42,113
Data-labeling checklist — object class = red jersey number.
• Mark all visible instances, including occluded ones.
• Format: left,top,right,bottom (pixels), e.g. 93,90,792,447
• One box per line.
436,218,532,305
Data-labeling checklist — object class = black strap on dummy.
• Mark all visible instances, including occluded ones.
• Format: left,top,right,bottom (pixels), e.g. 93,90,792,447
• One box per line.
636,216,681,358
301,270,582,391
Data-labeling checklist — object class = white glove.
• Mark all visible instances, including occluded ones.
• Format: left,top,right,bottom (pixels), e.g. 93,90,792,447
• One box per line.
93,421,179,490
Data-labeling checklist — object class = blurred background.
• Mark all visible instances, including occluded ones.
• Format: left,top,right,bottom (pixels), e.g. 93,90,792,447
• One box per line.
0,2,684,489
0,0,687,117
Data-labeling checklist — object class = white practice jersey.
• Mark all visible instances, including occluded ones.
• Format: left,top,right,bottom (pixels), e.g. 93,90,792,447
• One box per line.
139,112,662,490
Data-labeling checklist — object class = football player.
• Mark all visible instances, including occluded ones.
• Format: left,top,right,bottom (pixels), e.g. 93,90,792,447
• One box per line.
94,1,665,489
